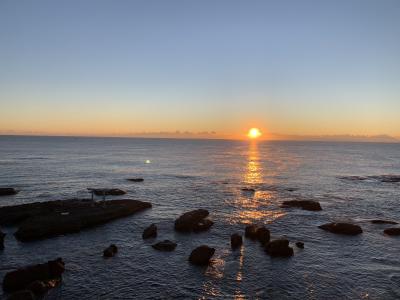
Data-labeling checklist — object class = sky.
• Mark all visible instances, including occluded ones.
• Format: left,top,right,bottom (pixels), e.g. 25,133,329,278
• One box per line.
0,0,399,140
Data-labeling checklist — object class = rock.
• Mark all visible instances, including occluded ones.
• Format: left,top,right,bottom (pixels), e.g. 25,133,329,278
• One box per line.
1,229,5,250
189,245,215,266
27,281,47,295
152,240,177,251
127,178,144,182
2,258,65,293
142,224,157,239
281,200,322,211
103,244,118,257
7,290,36,300
230,233,243,249
1,199,151,241
91,188,126,196
241,188,255,192
265,239,294,257
256,226,270,244
369,175,400,183
0,188,18,196
384,228,400,236
296,241,304,249
174,209,212,233
245,225,259,239
319,222,362,235
371,220,398,225
192,219,214,233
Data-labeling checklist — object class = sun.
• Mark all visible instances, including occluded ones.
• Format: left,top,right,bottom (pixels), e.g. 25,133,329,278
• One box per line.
247,128,262,139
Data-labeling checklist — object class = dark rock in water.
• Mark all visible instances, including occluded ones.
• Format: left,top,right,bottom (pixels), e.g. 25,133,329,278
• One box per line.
0,188,18,196
27,279,60,295
142,224,157,239
0,199,151,241
193,219,214,232
174,209,212,233
1,229,5,250
103,244,118,257
369,175,400,183
338,176,368,181
241,188,255,193
189,245,215,266
281,200,322,211
7,290,36,300
230,233,243,249
152,240,177,251
371,220,398,225
296,241,304,249
256,226,270,244
384,228,400,236
127,178,144,182
2,258,65,293
265,239,294,257
91,188,126,196
245,225,259,239
319,222,362,235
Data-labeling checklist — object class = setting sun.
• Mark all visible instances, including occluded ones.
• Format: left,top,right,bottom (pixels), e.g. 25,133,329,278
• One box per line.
247,128,262,139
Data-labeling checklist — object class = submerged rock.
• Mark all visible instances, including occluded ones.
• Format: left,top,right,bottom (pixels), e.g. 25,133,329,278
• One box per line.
127,178,144,182
174,209,213,233
2,258,65,293
384,228,400,236
142,224,157,239
2,199,151,241
189,245,215,265
369,175,400,183
152,240,177,251
241,188,255,193
319,222,362,235
281,200,322,211
265,239,294,257
371,220,398,225
7,290,36,300
91,188,126,196
296,241,304,249
230,233,243,249
103,244,118,257
0,188,18,196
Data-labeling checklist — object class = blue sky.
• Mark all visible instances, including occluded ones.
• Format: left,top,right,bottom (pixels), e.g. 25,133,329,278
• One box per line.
0,0,399,138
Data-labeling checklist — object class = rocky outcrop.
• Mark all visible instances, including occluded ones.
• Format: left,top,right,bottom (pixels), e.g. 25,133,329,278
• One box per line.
244,225,258,239
127,178,144,182
152,240,177,251
384,228,400,236
339,175,400,183
265,239,294,257
0,188,18,196
142,224,157,239
319,222,362,235
281,200,322,211
230,233,243,249
296,241,304,249
174,209,213,233
189,245,215,265
103,244,118,257
0,199,151,241
90,189,126,196
371,220,398,225
2,258,65,293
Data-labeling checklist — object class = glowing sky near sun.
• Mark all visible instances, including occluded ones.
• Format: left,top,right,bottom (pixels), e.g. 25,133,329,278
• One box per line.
0,0,399,139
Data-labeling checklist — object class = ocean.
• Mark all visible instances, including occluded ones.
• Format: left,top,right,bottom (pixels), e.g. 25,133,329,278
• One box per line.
0,136,399,299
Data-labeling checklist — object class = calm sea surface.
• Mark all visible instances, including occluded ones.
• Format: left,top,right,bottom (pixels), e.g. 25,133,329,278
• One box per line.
0,136,399,299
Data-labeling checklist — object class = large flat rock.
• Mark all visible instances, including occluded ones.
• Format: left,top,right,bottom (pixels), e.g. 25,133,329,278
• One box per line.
0,199,151,242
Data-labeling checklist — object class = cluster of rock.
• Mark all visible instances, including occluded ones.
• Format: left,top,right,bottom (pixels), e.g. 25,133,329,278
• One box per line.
2,258,65,299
